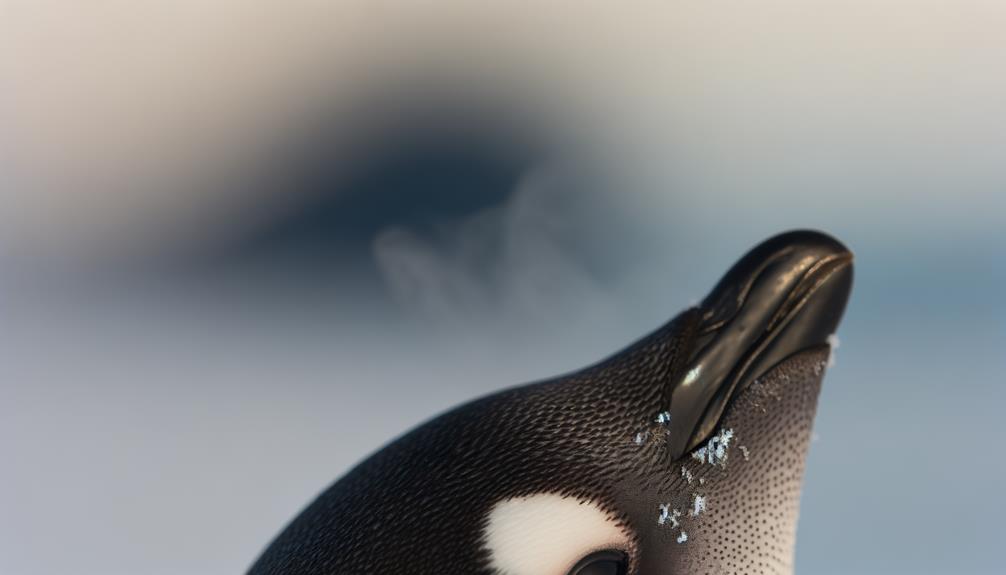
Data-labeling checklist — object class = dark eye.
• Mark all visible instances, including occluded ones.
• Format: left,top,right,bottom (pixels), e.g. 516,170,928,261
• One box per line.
567,550,628,575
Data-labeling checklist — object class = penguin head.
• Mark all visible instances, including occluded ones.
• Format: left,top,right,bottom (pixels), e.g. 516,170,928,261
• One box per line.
250,230,853,575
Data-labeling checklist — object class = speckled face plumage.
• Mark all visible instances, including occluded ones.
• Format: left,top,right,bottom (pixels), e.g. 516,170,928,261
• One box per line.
249,231,853,575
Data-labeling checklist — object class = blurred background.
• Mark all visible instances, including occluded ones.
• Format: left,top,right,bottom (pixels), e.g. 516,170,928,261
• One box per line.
2,2,1004,574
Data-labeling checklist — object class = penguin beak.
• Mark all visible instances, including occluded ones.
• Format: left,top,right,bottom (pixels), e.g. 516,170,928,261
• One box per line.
665,230,854,461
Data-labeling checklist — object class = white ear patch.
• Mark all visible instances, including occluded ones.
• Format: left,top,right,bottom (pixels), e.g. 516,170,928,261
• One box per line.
481,493,631,575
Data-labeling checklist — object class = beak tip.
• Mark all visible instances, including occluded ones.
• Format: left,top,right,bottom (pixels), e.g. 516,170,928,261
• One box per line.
670,229,855,460
701,229,853,319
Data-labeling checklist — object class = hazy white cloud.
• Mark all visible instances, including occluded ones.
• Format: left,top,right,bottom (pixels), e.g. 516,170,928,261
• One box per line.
373,169,615,332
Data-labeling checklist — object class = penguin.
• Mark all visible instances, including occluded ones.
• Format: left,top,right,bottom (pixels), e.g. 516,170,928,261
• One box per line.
248,230,853,575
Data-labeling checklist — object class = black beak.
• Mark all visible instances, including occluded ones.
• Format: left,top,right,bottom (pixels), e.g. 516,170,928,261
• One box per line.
666,230,854,460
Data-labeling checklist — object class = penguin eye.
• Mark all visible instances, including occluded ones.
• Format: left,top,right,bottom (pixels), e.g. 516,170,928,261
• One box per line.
482,494,632,575
567,550,628,575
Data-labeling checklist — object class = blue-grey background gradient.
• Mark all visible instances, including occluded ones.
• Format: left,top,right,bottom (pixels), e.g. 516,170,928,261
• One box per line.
2,2,1004,574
